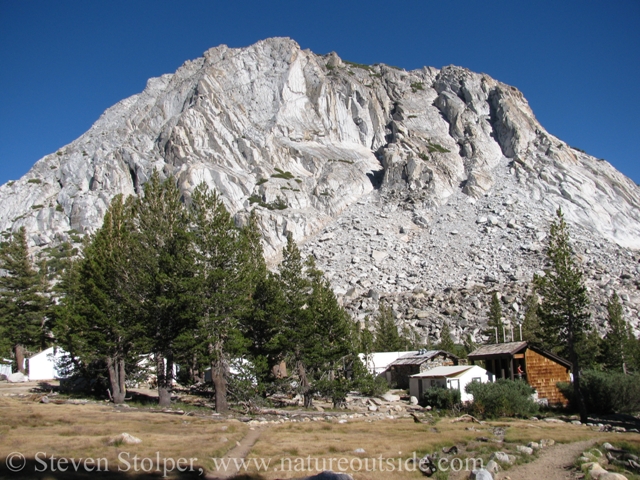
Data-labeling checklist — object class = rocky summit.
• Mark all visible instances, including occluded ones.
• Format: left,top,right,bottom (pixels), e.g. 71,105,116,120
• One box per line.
1,37,639,342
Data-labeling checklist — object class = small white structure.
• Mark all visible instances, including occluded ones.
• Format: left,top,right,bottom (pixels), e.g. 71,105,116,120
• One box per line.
0,359,12,377
28,347,68,381
410,365,492,403
358,351,418,376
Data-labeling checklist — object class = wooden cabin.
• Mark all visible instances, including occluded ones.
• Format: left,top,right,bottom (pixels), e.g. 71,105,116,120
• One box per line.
467,341,571,405
384,349,459,389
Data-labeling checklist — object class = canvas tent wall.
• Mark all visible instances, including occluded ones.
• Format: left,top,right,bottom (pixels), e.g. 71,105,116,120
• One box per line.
28,347,68,381
358,351,418,377
410,365,491,403
0,359,12,377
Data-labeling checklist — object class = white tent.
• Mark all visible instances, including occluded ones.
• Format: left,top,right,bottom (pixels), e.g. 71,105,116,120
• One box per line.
28,347,68,381
410,365,492,403
358,351,418,376
0,359,12,377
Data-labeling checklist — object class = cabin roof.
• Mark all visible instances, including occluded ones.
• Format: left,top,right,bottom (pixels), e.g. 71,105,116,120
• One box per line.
411,365,477,378
387,349,458,367
468,341,572,369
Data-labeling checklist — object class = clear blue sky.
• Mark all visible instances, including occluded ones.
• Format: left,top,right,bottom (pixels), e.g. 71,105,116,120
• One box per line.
1,1,639,185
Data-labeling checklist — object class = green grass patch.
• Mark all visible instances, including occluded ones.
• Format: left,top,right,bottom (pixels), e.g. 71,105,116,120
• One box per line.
411,82,424,93
56,204,64,212
256,178,268,186
271,168,295,180
343,60,375,73
28,178,42,184
249,194,288,210
7,181,15,187
31,204,44,210
427,142,451,154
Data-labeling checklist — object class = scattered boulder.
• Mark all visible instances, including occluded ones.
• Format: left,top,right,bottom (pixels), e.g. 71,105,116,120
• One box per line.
353,448,365,454
7,372,28,383
380,392,401,402
517,445,534,455
108,433,142,446
540,438,555,448
489,452,513,465
485,460,500,474
469,469,493,480
410,396,419,405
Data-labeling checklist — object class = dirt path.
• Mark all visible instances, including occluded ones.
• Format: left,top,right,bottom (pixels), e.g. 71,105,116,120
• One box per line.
495,439,595,480
206,426,264,479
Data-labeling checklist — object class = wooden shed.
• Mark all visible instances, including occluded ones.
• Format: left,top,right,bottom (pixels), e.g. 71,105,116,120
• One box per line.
467,341,571,405
384,349,459,389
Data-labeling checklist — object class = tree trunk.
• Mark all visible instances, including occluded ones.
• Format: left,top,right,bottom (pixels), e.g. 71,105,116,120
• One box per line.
211,358,228,413
107,356,127,404
209,341,228,413
14,344,25,374
569,336,588,423
297,361,312,408
156,352,173,407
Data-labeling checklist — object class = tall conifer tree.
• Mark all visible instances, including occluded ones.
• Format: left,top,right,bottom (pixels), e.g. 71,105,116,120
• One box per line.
0,227,47,373
535,208,590,422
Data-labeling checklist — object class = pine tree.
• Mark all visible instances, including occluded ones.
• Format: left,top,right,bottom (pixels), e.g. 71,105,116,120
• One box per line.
601,293,634,373
535,208,590,422
521,293,543,346
132,172,196,407
187,184,265,412
53,195,142,403
437,321,456,353
484,293,504,344
0,227,47,373
372,303,403,352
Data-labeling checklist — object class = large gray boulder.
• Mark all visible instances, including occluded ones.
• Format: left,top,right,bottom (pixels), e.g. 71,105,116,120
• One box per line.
7,372,28,383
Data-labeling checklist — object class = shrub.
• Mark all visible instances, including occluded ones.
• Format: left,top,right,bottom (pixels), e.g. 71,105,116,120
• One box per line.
271,168,295,180
423,387,461,410
410,82,424,93
28,179,42,184
465,379,538,419
558,370,640,415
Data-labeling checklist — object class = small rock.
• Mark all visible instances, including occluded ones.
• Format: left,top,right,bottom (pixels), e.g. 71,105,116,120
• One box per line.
40,396,50,404
489,452,512,465
108,433,142,445
371,250,388,263
540,438,555,447
517,445,533,455
7,372,28,383
381,393,401,402
409,396,419,405
599,474,629,480
469,468,494,480
354,448,365,454
527,442,540,450
368,405,378,412
485,460,500,473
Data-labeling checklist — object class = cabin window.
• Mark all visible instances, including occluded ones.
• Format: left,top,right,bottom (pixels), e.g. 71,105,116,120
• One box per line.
472,377,481,383
449,379,460,390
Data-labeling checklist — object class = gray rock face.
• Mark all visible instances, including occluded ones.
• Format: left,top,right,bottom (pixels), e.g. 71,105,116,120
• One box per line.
1,37,640,340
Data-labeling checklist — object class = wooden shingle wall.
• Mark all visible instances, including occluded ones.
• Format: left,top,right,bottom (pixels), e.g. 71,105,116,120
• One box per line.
525,349,570,405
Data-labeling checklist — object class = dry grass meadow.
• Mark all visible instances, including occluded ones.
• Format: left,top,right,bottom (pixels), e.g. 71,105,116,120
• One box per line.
1,386,639,479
